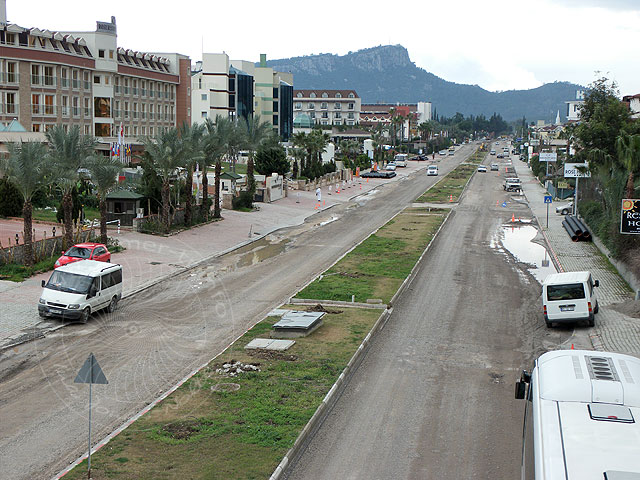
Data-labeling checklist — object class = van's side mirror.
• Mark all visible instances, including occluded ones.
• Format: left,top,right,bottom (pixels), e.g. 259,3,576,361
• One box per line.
594,280,599,287
515,381,526,399
41,280,45,287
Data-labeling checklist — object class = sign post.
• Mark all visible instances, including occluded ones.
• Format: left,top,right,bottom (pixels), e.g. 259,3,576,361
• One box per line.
564,163,591,217
75,353,108,479
621,199,640,234
544,195,553,228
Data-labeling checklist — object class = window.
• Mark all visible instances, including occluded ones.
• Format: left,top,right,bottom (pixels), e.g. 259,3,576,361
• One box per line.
201,93,207,101
32,123,41,132
98,50,105,58
84,125,92,135
348,112,354,119
104,76,110,85
308,103,315,110
94,97,110,117
31,93,41,114
83,72,90,89
72,97,79,116
150,126,154,136
133,126,138,136
61,68,68,87
44,66,54,86
310,111,316,119
6,33,15,45
273,87,278,99
335,103,341,109
7,62,17,83
201,111,207,118
60,95,68,116
294,102,302,109
94,75,101,84
348,93,355,98
141,103,146,119
94,123,111,137
44,94,55,115
322,112,328,119
348,103,354,110
142,126,146,135
321,92,328,98
310,92,316,98
84,97,91,117
125,126,129,136
133,102,138,118
296,92,303,98
336,92,342,98
109,50,114,59
335,112,342,119
31,65,40,85
6,92,16,114
321,102,327,109
72,70,79,88
124,101,129,118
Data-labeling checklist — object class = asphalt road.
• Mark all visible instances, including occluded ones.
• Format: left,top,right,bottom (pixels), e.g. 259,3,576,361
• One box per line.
286,141,571,479
0,144,476,479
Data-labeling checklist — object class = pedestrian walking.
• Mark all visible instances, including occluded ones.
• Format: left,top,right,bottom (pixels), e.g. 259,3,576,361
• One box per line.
316,187,322,203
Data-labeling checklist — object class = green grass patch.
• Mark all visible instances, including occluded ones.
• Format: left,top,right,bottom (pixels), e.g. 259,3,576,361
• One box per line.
221,161,248,175
296,210,446,303
63,306,381,480
32,207,100,223
416,163,477,203
0,255,57,282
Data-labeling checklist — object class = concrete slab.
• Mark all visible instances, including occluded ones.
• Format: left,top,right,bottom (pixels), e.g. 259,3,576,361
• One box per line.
268,309,291,317
245,338,296,351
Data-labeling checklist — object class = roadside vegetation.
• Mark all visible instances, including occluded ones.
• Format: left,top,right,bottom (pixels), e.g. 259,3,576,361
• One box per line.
296,208,447,303
416,149,484,203
63,306,381,479
0,255,58,282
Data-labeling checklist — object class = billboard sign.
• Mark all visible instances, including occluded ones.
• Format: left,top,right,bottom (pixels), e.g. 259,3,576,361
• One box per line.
539,152,557,162
621,199,640,234
564,163,591,178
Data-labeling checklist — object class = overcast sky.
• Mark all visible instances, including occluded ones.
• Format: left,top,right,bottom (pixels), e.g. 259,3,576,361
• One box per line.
6,0,639,95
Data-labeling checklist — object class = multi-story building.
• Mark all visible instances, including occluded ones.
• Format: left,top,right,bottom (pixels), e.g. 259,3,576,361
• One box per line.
0,11,191,156
622,93,640,120
293,89,361,128
191,53,293,141
360,102,432,137
565,90,585,122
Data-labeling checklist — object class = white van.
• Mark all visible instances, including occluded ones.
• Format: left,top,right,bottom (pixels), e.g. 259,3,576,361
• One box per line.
542,271,599,327
394,153,408,167
427,165,438,176
39,260,123,323
515,350,640,480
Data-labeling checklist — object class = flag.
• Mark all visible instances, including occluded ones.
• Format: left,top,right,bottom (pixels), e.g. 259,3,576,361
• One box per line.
118,123,124,146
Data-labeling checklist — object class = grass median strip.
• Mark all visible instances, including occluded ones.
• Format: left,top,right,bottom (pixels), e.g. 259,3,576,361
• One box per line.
63,306,381,480
296,208,447,303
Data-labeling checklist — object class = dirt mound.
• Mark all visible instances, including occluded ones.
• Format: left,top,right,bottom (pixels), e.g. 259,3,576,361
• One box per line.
308,304,343,314
246,350,298,361
161,420,201,440
609,299,640,319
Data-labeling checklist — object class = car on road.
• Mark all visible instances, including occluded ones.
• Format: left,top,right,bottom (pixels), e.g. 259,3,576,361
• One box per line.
555,201,574,215
448,150,454,156
490,163,499,171
490,150,496,155
55,242,111,269
361,170,396,178
504,177,522,192
477,165,487,173
427,165,438,176
385,163,397,171
497,153,504,158
439,150,448,155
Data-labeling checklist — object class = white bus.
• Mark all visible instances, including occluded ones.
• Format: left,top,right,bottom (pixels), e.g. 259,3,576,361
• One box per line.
515,349,640,480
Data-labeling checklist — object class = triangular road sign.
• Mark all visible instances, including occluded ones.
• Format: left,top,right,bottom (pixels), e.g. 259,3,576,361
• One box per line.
74,353,108,385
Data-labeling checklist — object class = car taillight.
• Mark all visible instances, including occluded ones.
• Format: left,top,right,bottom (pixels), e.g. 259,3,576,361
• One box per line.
543,305,547,315
588,302,592,313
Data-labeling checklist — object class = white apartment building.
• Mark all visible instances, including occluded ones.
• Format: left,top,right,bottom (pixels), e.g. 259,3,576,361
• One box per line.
293,89,361,127
566,90,585,122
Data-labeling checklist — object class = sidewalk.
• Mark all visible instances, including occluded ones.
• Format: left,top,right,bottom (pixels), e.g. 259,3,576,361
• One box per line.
0,161,430,350
512,157,640,357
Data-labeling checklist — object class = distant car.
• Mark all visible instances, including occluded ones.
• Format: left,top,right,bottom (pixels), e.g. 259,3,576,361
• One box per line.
495,142,500,145
385,163,397,171
427,165,439,176
497,153,504,158
448,150,455,156
55,243,111,269
439,150,448,155
477,165,487,173
556,202,574,215
490,150,496,155
490,163,499,171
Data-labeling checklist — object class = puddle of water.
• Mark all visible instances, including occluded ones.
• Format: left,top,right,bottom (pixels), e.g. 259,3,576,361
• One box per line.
236,239,290,268
493,224,557,283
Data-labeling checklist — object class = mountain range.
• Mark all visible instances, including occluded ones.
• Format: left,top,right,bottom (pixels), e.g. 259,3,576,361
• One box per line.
267,45,582,123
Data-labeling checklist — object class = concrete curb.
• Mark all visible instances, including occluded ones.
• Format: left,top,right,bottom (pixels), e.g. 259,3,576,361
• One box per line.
269,307,393,480
289,299,387,309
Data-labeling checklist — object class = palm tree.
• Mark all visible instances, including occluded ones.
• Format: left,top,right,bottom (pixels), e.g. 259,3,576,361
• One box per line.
203,116,228,219
140,128,181,232
292,132,310,172
46,125,96,248
616,133,640,199
2,142,48,267
178,122,205,226
242,115,272,196
86,155,121,244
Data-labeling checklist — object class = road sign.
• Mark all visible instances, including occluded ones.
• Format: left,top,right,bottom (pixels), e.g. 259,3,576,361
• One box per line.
621,199,640,234
540,152,557,162
75,353,108,384
501,201,507,208
544,196,553,204
558,181,569,189
564,163,591,178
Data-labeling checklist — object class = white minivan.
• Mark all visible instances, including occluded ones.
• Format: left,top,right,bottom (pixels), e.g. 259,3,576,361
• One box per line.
39,260,123,323
542,271,599,327
394,153,408,167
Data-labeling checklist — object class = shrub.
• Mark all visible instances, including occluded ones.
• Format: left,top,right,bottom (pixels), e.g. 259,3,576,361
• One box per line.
0,177,23,217
232,191,253,210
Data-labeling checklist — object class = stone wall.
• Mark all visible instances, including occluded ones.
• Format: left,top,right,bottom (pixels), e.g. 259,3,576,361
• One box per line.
0,229,97,265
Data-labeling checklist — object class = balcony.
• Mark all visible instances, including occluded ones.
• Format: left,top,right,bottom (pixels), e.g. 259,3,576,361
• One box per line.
60,78,69,88
0,72,19,84
4,103,17,114
72,80,80,89
32,104,57,116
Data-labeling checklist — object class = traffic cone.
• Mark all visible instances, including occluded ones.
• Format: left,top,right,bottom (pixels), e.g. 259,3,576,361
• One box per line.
323,200,326,206
314,204,318,210
511,213,515,222
449,195,453,202
496,200,499,207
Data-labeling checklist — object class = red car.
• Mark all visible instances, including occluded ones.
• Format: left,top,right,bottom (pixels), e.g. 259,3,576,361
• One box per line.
54,243,111,268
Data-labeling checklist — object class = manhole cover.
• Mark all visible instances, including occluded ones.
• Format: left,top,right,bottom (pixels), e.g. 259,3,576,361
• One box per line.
211,383,241,392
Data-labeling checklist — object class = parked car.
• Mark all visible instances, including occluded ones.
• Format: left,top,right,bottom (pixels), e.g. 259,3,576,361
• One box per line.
542,271,599,327
556,201,574,215
477,165,487,173
55,243,111,269
448,150,455,156
504,177,522,192
439,150,448,155
497,153,504,158
490,163,499,171
490,150,496,155
427,165,439,176
385,162,397,171
361,170,396,178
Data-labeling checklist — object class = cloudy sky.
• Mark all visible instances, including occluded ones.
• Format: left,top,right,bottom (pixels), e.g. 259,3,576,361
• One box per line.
6,0,639,95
